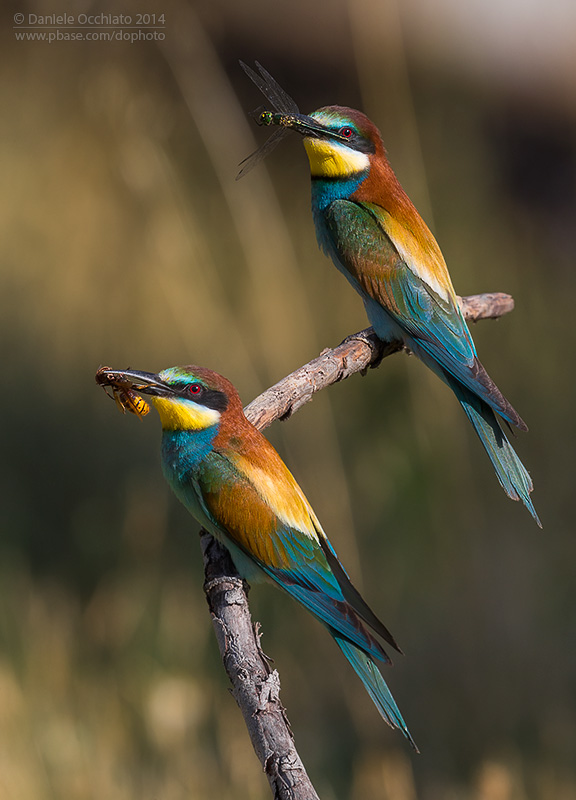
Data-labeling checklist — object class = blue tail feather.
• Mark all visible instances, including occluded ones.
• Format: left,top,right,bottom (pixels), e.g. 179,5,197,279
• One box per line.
447,376,541,526
333,633,418,750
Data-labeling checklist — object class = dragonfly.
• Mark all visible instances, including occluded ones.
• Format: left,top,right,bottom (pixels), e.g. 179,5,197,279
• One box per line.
236,61,301,180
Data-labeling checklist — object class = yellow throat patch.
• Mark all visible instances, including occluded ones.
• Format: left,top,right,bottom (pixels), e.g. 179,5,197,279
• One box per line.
149,396,221,431
303,137,370,178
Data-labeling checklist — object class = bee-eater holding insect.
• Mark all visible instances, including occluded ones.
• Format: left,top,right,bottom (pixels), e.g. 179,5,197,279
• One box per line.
239,62,539,525
96,365,416,748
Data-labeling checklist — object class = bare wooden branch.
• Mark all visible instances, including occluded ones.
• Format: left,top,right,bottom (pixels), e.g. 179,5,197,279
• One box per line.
201,290,513,798
201,532,320,800
458,291,514,323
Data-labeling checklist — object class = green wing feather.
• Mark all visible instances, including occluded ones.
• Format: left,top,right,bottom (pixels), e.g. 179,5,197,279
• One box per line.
323,199,524,427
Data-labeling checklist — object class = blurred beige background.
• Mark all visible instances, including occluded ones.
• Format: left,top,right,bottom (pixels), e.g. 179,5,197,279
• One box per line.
1,0,575,798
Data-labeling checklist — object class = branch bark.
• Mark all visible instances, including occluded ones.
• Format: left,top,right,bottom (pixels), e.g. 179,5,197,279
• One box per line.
201,534,321,799
201,291,513,797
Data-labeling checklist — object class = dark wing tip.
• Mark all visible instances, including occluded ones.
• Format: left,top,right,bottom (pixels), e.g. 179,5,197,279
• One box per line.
319,537,403,655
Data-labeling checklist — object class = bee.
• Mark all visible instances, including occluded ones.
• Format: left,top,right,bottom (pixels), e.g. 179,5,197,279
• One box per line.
95,366,150,418
112,386,150,417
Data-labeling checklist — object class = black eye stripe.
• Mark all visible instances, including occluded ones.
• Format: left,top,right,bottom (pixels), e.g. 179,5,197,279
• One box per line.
172,383,228,412
328,127,375,155
201,388,229,412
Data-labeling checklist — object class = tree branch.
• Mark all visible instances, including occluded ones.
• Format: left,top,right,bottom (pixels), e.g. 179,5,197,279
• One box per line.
201,533,321,799
201,291,513,797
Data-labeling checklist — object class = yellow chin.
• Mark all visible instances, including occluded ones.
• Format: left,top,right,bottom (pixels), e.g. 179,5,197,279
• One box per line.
303,138,370,178
149,396,221,431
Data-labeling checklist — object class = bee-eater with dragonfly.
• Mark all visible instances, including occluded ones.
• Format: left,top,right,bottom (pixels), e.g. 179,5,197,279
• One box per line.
96,365,416,747
238,62,539,525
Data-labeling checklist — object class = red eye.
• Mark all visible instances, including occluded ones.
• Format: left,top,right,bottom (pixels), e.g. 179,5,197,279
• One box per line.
339,126,353,139
188,383,202,396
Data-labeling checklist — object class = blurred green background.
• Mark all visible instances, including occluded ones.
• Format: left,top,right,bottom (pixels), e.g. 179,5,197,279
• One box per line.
1,0,575,797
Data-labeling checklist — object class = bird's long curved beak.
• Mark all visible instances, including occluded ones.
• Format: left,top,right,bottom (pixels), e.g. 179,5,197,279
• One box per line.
268,112,337,140
95,367,170,397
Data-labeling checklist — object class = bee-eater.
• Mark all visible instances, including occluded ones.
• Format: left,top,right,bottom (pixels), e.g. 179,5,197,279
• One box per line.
239,69,539,524
98,365,416,747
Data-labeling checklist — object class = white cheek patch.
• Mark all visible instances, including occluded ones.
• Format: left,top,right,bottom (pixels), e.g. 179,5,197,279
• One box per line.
304,138,370,178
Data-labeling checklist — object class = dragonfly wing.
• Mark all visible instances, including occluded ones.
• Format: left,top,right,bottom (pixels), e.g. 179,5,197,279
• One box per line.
240,60,300,113
236,128,290,179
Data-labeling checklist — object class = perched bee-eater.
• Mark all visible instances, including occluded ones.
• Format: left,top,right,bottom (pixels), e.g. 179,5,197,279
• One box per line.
98,365,415,747
239,64,539,524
